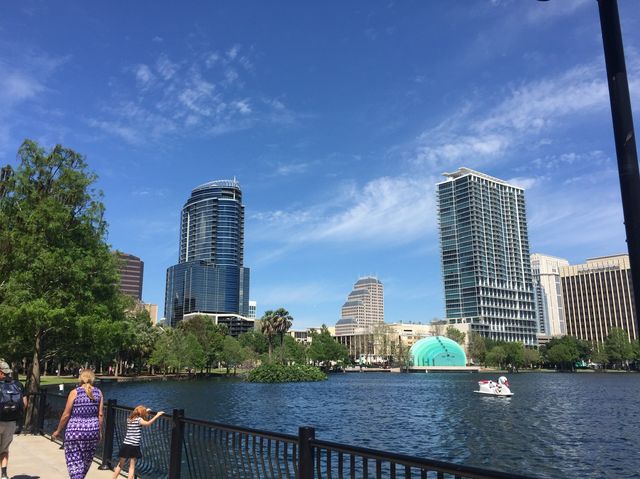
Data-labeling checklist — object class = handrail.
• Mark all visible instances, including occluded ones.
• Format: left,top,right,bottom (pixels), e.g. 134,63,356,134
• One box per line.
311,437,534,479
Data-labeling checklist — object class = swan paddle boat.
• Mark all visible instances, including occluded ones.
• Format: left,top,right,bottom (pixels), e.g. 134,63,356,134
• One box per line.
474,376,513,397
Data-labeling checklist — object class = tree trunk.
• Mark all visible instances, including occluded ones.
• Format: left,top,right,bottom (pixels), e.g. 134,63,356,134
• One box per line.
24,331,43,432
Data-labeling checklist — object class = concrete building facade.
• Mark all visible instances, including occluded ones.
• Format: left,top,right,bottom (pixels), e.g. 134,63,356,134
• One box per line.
561,254,637,343
335,276,384,336
115,252,144,300
531,253,569,337
437,167,537,346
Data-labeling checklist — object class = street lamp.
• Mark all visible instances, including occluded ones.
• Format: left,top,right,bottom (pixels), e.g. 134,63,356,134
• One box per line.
596,0,640,340
540,0,640,338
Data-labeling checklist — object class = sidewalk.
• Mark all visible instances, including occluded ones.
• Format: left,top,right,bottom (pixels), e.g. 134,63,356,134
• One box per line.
8,434,114,479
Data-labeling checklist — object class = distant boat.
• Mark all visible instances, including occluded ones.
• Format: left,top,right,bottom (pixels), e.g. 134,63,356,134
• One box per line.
474,376,513,397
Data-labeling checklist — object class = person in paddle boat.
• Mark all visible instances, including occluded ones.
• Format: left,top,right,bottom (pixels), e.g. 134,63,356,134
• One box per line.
475,376,513,396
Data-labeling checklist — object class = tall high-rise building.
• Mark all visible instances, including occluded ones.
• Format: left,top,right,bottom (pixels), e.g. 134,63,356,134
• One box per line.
561,254,637,343
437,167,537,345
531,253,569,337
115,252,144,300
335,276,384,336
164,179,250,327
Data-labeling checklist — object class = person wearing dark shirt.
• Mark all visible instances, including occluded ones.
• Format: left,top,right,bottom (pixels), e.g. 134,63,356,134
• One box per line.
0,360,27,479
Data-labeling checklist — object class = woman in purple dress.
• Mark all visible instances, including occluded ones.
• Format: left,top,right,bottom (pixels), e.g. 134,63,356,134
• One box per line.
53,369,104,479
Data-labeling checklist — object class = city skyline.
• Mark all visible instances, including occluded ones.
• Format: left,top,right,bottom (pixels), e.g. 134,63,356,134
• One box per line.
1,1,639,329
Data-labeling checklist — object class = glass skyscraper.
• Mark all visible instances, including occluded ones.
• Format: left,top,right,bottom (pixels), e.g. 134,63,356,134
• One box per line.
164,179,250,327
437,168,537,346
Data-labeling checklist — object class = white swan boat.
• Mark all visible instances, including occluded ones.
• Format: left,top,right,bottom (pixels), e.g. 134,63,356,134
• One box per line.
474,376,513,397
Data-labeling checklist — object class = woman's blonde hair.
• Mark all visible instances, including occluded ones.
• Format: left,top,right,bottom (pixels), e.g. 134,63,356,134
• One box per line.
78,369,96,401
129,405,150,420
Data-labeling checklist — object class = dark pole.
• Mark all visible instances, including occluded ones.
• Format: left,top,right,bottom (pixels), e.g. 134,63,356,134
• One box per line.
597,0,640,339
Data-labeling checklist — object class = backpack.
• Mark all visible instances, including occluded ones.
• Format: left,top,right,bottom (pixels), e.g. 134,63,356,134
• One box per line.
0,380,24,421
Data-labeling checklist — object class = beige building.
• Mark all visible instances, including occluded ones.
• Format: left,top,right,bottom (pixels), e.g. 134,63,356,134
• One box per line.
531,253,569,337
335,322,453,360
335,276,384,336
561,254,637,343
143,303,158,324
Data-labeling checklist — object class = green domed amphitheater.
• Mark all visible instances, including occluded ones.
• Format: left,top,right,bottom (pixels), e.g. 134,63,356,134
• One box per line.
410,336,467,367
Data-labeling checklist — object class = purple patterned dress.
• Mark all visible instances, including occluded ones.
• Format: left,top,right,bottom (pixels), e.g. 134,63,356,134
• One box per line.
64,386,102,479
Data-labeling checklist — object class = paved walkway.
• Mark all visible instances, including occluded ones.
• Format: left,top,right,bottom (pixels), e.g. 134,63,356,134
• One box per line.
7,434,114,479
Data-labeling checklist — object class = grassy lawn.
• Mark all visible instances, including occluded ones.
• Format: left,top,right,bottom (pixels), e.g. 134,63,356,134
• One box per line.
19,375,80,386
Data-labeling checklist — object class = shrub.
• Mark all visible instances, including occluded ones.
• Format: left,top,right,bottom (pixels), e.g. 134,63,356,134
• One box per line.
247,363,327,383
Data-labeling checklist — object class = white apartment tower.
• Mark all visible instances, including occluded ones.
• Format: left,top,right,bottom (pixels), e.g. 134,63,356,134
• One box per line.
437,168,537,346
531,253,569,337
335,276,384,336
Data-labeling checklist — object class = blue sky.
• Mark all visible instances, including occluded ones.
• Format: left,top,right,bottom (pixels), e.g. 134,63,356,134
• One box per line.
2,1,639,329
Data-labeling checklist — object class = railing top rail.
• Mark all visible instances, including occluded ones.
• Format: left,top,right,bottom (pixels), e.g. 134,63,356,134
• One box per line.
183,415,299,443
311,438,539,479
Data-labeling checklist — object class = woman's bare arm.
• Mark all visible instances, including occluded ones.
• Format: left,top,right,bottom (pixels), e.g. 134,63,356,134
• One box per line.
52,389,77,439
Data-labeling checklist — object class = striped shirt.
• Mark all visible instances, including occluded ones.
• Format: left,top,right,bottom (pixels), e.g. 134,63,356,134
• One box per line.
123,417,142,446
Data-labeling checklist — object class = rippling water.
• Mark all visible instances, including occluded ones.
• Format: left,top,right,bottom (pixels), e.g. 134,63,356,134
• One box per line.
99,372,640,479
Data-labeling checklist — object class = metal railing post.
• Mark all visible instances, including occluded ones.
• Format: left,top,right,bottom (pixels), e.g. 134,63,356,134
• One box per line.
36,389,47,434
298,426,315,479
98,399,117,470
169,409,185,479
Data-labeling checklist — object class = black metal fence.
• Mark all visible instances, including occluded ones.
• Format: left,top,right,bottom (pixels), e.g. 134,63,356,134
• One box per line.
29,390,538,479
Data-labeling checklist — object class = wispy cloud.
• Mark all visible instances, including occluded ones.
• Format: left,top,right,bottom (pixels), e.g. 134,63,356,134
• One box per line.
89,45,299,144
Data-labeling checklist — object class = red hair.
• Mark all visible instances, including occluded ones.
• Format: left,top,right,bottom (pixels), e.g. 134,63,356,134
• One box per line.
128,405,149,420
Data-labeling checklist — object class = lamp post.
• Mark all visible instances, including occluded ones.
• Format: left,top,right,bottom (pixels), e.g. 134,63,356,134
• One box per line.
596,0,640,339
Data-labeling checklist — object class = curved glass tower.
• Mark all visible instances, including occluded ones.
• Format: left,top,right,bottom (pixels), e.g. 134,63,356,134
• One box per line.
165,179,250,327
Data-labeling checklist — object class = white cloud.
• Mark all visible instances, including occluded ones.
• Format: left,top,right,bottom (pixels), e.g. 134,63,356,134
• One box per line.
0,71,44,104
134,64,155,89
156,54,177,80
90,45,298,144
253,175,438,249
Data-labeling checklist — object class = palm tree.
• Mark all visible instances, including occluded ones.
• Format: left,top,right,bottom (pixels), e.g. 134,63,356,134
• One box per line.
272,308,293,364
260,310,277,361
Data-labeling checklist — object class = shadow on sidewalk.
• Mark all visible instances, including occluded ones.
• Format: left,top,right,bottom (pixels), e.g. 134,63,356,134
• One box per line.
11,475,40,479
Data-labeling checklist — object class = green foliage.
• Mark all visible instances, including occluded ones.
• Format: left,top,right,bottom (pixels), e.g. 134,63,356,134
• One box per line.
445,326,466,345
308,325,349,369
467,332,487,365
238,330,269,355
279,334,308,364
177,315,228,371
260,308,293,363
0,141,123,401
540,335,590,370
485,346,506,368
247,363,326,383
604,327,634,369
523,348,541,368
220,336,246,375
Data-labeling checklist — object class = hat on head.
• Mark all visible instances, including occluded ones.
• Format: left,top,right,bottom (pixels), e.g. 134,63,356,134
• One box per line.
0,360,12,375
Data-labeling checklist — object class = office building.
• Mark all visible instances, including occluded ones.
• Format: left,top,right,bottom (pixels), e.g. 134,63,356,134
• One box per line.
165,179,250,329
561,254,637,343
531,253,569,337
335,276,384,336
115,252,144,300
437,167,537,346
248,300,257,319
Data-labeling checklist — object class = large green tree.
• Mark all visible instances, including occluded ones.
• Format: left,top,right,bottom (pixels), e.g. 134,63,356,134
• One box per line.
308,325,349,370
604,327,634,369
0,140,122,427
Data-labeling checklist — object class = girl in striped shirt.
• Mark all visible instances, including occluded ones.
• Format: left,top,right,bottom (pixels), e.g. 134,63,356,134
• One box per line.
111,405,164,479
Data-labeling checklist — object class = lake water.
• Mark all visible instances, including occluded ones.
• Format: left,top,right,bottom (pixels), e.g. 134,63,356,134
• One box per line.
97,372,640,479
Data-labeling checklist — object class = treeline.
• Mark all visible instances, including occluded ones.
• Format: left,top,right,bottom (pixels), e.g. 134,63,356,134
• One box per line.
148,313,350,376
465,328,640,371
